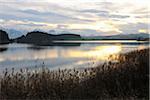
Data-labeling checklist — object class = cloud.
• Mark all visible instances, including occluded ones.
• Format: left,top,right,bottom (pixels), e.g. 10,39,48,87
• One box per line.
109,14,130,19
97,13,130,19
80,9,109,14
56,24,68,29
0,13,43,22
0,0,149,36
118,22,149,34
78,6,130,19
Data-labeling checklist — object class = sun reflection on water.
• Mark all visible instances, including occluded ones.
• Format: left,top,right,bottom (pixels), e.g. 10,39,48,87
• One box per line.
0,45,122,62
86,45,122,60
0,43,148,69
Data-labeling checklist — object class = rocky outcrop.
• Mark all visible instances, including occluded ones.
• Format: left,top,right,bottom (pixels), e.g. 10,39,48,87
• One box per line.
0,30,10,44
16,31,81,45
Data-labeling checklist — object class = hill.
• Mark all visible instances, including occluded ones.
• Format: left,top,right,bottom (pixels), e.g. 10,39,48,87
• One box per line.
83,33,149,40
15,31,81,45
0,30,10,44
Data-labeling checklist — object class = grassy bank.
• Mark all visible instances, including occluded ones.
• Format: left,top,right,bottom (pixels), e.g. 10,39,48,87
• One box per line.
0,48,149,100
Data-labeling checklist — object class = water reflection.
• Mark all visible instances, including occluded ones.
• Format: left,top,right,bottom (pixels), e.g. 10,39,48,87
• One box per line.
0,45,122,62
50,42,81,46
87,45,122,60
57,45,122,60
27,46,46,50
0,42,148,70
0,48,8,52
27,43,81,50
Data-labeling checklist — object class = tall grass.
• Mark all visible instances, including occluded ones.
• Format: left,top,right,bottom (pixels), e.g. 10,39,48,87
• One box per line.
0,48,149,100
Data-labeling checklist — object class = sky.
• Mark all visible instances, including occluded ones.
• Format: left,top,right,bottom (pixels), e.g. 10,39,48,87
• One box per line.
0,0,149,36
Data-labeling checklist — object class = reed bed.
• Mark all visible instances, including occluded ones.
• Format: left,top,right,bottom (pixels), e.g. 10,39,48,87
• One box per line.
0,48,149,100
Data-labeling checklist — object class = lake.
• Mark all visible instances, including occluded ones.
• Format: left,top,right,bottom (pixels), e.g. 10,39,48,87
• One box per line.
0,40,149,72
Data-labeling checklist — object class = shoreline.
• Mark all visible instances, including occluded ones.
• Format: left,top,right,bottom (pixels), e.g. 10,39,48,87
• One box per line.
0,48,149,99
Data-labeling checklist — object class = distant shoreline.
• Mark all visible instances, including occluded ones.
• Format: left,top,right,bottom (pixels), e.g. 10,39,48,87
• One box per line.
53,40,149,45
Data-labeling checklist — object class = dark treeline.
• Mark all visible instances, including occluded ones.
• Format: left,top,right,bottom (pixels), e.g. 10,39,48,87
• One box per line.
0,30,81,45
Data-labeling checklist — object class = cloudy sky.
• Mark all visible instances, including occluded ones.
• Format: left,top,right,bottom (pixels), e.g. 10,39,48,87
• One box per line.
0,0,149,36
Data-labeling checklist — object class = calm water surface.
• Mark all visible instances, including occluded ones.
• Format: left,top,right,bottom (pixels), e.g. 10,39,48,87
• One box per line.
0,40,149,72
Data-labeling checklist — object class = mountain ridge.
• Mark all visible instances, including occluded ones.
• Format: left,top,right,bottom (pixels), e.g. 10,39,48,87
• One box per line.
83,33,149,40
0,28,149,40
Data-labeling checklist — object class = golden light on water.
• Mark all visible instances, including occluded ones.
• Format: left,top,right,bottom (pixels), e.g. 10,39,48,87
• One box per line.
138,45,147,50
0,45,122,62
0,44,147,63
59,45,122,61
0,43,148,69
86,45,122,60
